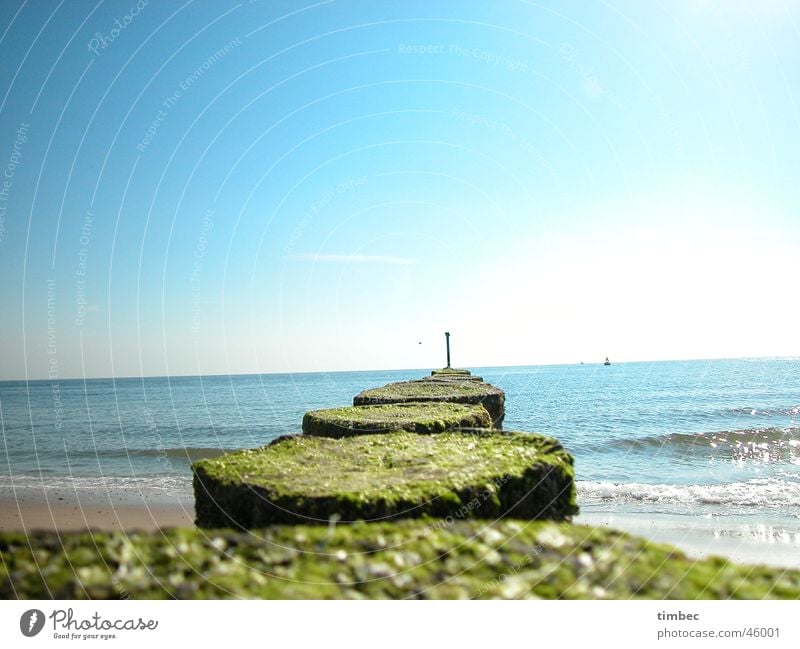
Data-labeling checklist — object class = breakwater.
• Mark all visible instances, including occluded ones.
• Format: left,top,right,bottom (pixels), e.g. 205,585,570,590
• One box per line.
192,367,576,528
3,367,800,599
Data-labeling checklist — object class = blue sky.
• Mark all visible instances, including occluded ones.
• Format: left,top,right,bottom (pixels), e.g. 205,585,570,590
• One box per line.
0,0,798,380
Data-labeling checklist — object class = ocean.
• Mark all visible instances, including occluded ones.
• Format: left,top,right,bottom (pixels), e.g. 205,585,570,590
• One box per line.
2,358,799,531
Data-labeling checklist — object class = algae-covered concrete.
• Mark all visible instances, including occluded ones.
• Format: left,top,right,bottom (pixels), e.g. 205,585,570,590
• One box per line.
423,374,484,382
3,520,798,599
431,367,472,376
429,367,483,381
193,430,576,528
354,380,505,428
302,402,491,438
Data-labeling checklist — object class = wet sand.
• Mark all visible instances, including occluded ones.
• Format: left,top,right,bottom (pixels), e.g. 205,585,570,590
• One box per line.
3,489,799,572
576,510,800,570
0,487,193,533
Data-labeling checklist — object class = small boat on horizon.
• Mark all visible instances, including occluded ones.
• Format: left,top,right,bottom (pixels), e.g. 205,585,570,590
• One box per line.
604,357,611,366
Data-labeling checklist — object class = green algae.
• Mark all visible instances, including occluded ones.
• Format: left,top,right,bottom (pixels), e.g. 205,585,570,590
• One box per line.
423,374,484,382
355,380,495,401
302,402,491,438
193,430,576,528
3,519,798,599
431,368,472,376
353,380,505,428
427,368,483,381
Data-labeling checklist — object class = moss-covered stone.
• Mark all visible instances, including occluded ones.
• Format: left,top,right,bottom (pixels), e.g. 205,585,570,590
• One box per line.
423,374,484,382
430,366,476,378
354,380,505,428
301,402,491,438
428,368,484,381
3,519,798,599
193,430,576,528
432,367,471,376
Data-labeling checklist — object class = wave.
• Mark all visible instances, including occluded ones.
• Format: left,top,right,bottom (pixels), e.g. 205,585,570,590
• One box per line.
59,447,239,462
728,406,800,416
616,427,800,448
0,474,193,494
577,478,800,508
602,428,800,464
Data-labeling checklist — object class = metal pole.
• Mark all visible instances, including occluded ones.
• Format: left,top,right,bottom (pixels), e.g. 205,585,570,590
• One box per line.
445,332,451,368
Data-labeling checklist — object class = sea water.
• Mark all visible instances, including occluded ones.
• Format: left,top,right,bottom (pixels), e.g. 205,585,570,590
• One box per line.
1,358,799,523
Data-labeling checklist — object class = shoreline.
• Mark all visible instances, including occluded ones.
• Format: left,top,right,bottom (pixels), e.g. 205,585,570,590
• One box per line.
4,489,800,571
576,509,800,570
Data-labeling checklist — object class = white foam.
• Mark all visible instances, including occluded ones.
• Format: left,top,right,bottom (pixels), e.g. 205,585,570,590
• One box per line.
577,478,800,508
0,473,192,495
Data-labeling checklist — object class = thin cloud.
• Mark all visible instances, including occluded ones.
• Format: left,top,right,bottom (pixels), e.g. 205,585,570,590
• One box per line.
286,253,418,265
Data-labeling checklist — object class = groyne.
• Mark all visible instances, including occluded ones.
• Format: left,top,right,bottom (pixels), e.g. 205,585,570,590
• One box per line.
3,367,799,599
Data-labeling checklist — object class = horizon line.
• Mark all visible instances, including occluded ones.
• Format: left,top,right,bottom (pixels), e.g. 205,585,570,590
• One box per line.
2,354,798,384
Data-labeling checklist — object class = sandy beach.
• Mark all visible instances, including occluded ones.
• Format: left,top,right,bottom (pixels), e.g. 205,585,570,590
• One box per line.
0,489,193,533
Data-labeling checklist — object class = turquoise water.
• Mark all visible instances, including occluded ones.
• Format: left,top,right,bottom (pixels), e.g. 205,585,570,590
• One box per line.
1,358,799,518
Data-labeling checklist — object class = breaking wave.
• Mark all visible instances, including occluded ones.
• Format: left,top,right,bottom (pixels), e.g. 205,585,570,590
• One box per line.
577,478,800,508
0,474,193,495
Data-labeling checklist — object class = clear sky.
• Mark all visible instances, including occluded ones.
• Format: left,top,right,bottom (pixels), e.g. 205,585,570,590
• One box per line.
0,0,798,380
